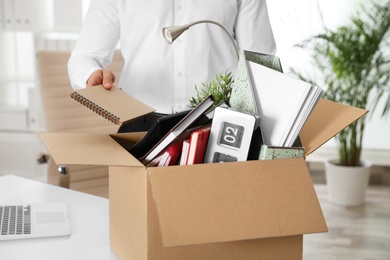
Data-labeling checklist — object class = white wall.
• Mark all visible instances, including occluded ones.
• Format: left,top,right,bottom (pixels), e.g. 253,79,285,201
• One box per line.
0,0,86,179
0,0,87,107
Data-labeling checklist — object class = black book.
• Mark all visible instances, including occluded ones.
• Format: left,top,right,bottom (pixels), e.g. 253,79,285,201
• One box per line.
128,110,190,158
140,96,215,164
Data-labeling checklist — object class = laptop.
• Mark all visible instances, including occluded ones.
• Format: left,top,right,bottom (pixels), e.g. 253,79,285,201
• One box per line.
0,202,71,241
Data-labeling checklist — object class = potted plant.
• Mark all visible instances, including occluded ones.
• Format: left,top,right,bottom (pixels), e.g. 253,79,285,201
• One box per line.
293,0,390,206
189,71,233,108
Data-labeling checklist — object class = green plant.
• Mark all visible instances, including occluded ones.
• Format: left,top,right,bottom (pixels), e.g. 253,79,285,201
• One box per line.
292,0,390,166
189,72,233,108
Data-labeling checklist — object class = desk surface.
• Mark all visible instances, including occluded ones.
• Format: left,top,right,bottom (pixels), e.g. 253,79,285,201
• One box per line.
0,175,117,260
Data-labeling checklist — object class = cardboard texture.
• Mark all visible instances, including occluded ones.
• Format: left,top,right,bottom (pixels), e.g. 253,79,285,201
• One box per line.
148,159,326,247
39,132,142,167
300,99,368,156
39,96,367,260
109,166,304,260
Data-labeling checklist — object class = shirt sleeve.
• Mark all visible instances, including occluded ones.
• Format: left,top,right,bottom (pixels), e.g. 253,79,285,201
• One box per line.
234,0,277,55
67,0,120,90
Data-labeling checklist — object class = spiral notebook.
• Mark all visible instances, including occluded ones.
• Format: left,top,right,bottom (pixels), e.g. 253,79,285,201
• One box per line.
69,85,155,125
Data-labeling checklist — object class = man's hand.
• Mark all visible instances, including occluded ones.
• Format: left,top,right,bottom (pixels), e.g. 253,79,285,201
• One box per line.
87,69,116,90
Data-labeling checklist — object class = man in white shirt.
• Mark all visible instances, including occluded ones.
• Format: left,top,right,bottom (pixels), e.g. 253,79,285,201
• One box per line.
68,0,276,115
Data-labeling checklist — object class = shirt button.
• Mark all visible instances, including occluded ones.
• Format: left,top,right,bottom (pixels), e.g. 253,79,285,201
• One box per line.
174,104,186,112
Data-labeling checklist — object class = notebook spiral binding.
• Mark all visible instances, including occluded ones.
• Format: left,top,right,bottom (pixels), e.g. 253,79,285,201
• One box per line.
69,92,121,125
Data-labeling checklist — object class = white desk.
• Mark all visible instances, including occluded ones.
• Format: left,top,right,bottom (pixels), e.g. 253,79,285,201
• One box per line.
0,175,117,260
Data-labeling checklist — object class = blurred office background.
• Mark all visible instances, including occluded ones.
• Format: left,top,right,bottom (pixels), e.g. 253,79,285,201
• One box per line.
0,1,389,259
0,0,389,183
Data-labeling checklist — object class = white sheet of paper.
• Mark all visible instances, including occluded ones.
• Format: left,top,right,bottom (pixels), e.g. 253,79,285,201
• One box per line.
248,61,323,146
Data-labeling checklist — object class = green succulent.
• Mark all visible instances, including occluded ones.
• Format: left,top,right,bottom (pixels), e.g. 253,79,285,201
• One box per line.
189,72,233,108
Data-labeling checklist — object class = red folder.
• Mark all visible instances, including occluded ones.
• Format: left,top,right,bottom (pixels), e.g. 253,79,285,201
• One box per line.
180,139,190,166
186,126,211,165
157,142,183,167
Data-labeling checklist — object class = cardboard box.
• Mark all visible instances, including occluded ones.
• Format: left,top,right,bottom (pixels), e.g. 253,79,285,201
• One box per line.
39,99,367,260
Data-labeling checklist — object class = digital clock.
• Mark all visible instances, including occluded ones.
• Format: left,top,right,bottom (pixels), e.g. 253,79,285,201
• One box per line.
204,107,260,163
219,122,244,149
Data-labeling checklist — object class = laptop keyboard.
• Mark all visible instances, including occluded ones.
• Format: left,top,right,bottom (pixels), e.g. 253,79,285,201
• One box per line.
0,205,31,236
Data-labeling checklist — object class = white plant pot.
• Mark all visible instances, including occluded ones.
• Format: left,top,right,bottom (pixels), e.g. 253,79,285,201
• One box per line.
325,159,372,207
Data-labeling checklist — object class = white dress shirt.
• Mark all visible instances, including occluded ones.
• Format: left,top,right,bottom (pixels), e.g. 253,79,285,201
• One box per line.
68,0,276,114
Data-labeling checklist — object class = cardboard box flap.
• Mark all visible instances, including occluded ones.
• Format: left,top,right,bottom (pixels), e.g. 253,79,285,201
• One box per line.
149,158,327,247
301,99,368,156
39,132,143,167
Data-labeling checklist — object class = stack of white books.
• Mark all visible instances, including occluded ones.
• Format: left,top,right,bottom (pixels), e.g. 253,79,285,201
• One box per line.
247,61,324,147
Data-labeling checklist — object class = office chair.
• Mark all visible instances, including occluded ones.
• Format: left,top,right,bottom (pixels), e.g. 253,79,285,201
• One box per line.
37,50,124,198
